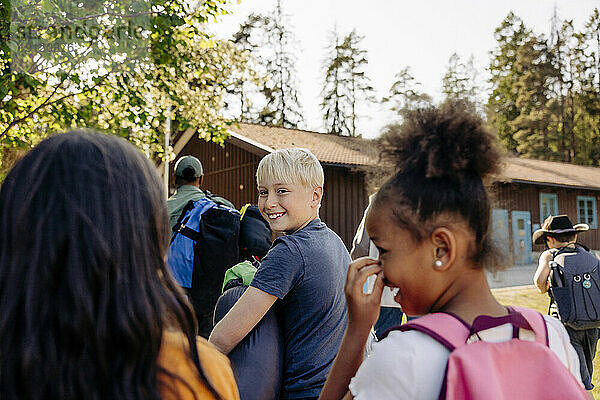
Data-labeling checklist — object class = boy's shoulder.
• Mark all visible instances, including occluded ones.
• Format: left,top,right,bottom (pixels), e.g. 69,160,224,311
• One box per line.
277,219,343,248
266,219,346,260
540,248,556,260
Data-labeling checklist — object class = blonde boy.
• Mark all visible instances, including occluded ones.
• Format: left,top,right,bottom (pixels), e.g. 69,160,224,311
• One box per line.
210,148,350,399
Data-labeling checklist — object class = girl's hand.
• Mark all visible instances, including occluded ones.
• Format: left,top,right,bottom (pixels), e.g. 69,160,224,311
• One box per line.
345,257,385,333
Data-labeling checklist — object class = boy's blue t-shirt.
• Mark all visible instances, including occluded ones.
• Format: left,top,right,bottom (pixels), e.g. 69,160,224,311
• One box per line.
250,218,350,399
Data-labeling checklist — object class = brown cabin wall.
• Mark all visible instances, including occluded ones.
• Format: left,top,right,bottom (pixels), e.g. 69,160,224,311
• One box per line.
320,166,369,250
174,138,261,207
172,138,369,249
493,182,600,251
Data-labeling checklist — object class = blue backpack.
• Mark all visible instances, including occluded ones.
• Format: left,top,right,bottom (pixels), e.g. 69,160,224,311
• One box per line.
550,244,600,329
167,197,240,338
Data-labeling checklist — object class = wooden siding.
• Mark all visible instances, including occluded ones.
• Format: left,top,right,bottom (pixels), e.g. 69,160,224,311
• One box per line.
172,135,600,257
174,138,261,208
493,182,600,251
172,138,369,249
320,166,369,249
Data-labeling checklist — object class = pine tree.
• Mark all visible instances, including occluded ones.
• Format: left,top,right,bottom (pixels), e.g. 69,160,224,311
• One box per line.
230,13,269,122
257,0,303,128
487,9,600,165
320,28,351,135
382,67,431,114
441,53,481,113
510,36,559,159
548,10,579,162
544,8,600,165
320,28,373,136
487,12,533,152
575,8,600,165
582,9,600,93
228,1,303,128
338,29,374,136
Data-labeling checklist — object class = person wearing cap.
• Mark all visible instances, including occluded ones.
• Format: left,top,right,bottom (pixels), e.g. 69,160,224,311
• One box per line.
533,214,597,394
168,155,235,230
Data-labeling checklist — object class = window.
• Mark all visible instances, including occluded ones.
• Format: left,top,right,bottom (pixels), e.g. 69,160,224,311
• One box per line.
539,193,558,223
577,196,597,229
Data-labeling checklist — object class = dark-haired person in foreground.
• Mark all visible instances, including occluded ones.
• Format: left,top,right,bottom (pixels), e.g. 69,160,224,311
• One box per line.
0,131,239,400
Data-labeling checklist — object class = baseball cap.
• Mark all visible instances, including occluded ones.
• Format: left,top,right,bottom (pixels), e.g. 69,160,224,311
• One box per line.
174,155,203,179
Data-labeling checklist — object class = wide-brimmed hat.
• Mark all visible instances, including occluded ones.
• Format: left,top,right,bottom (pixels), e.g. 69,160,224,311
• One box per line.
532,215,589,245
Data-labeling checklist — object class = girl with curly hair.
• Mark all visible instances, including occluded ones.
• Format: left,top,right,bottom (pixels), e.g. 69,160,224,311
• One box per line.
318,101,584,399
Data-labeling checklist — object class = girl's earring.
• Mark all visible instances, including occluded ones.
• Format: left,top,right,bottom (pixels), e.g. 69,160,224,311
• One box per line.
434,260,443,267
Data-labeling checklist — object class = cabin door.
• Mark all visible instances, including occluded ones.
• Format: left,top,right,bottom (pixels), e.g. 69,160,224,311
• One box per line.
491,209,510,257
511,211,532,265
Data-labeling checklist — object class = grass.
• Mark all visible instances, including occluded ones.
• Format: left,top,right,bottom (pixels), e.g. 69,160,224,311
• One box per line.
492,285,598,398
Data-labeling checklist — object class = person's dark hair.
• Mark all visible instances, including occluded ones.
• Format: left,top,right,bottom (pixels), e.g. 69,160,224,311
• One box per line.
547,232,577,243
374,100,503,270
0,131,221,399
175,170,198,186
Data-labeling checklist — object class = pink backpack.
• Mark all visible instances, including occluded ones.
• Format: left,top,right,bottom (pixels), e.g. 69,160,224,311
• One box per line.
390,306,588,400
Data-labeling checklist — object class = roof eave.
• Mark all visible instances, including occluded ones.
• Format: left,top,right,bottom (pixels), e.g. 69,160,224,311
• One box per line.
226,129,275,157
227,129,376,168
321,162,371,168
501,178,600,192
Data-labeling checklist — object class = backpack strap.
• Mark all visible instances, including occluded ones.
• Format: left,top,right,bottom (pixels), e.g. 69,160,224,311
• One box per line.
172,200,197,232
549,245,580,288
203,189,215,200
578,242,591,252
555,245,577,257
239,203,251,220
203,189,234,208
509,306,549,346
383,308,549,350
391,313,471,351
170,198,216,243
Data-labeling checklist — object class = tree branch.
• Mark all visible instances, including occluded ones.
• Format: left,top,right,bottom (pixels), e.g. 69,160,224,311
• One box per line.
0,75,107,140
14,11,155,30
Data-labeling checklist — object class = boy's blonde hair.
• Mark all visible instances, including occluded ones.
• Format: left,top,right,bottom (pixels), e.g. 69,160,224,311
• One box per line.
256,148,324,190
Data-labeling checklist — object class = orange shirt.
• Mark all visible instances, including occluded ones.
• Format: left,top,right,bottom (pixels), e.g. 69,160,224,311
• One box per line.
158,331,239,400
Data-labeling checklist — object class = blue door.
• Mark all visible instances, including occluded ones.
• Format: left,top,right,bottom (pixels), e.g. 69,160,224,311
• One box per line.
511,211,532,265
491,209,510,256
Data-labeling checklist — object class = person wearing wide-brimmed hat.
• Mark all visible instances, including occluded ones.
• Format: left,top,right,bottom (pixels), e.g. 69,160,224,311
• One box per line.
533,214,598,394
532,214,589,248
532,215,589,292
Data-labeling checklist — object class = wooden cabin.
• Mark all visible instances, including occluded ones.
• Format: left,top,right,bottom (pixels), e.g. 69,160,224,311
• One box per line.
171,123,600,261
170,123,378,248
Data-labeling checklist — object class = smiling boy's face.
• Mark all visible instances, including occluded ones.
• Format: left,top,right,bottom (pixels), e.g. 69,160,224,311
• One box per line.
258,180,322,235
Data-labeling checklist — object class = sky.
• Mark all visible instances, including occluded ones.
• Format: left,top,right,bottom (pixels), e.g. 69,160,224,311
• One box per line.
210,0,599,139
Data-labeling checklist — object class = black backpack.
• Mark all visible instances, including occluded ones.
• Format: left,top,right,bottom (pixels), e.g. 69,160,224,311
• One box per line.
549,244,600,330
167,197,240,338
239,204,272,262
